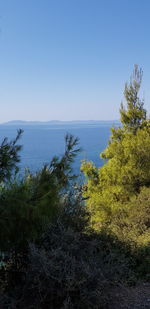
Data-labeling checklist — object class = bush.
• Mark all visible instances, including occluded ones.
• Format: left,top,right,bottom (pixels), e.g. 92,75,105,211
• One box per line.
0,215,137,309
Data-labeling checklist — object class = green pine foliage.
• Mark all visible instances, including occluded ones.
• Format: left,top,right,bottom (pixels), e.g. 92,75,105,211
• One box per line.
0,129,23,183
81,66,150,250
0,133,81,252
120,65,146,132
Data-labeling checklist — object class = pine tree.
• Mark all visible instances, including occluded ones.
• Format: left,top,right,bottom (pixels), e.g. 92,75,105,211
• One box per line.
0,129,23,183
81,66,150,239
0,134,81,252
120,64,146,132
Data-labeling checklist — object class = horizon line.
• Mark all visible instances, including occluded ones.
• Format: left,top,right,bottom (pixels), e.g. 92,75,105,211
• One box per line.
0,119,120,125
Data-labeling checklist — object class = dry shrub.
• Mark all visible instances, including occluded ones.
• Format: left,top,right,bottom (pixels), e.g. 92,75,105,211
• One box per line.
1,217,135,309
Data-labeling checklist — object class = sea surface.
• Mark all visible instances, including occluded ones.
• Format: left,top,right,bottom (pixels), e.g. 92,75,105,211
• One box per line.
0,122,118,175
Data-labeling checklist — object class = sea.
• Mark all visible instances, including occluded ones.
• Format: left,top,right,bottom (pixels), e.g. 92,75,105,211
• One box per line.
0,121,119,175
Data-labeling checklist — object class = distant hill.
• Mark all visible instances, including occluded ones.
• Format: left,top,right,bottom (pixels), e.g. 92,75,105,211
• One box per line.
1,120,120,126
1,120,61,125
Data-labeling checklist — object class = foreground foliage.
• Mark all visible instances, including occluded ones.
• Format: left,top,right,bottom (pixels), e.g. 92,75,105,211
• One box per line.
0,204,147,309
0,129,23,183
81,66,150,252
0,133,80,252
0,65,150,308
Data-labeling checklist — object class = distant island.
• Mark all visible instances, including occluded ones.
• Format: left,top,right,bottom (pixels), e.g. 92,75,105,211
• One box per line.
1,120,120,126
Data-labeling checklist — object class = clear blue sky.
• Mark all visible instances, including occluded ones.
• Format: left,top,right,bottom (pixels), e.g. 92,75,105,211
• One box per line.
0,0,150,122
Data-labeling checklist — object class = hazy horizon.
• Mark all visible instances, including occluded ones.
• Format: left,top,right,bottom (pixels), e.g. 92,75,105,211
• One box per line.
0,119,120,125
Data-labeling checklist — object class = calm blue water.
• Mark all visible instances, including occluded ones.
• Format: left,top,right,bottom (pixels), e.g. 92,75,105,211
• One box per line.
0,123,114,174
